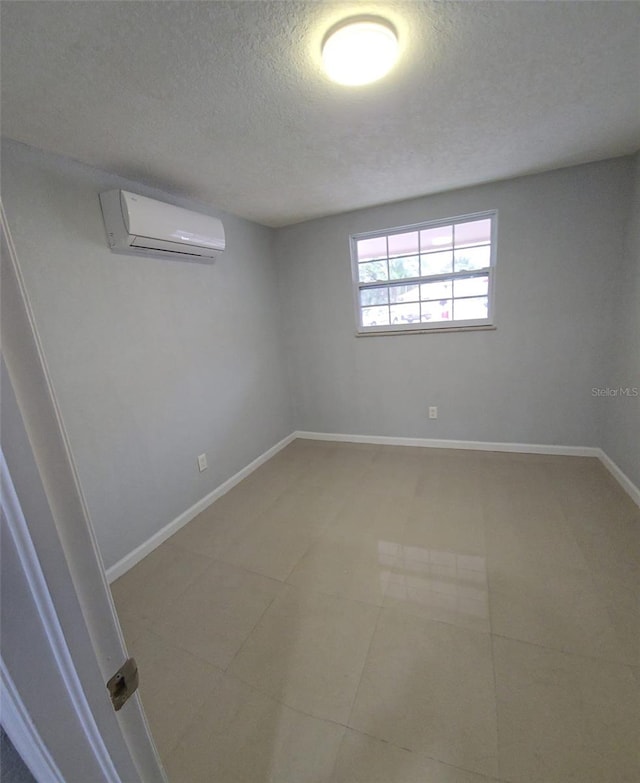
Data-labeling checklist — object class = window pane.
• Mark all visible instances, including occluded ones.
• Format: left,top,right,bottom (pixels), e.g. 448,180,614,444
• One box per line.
421,299,452,323
358,259,388,282
353,212,495,333
360,287,389,307
454,219,491,249
389,283,420,303
390,302,420,325
453,276,488,298
389,255,419,280
421,250,452,276
420,225,453,253
362,306,390,326
454,245,490,272
454,297,488,320
421,280,452,301
388,231,419,258
357,236,387,262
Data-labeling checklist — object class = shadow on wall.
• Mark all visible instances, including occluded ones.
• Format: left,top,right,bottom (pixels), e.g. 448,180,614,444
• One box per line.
0,727,37,783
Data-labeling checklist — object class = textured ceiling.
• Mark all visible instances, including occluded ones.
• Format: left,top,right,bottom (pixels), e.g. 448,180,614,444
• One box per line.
2,1,639,227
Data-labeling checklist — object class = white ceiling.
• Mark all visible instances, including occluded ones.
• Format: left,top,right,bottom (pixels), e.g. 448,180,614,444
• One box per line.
2,1,639,227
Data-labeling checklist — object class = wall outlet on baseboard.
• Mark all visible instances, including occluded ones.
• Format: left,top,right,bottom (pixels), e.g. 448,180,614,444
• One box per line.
197,453,208,472
429,406,438,419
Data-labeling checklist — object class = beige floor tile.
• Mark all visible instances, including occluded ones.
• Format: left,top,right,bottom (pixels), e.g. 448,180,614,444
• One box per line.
548,457,639,532
408,458,488,558
403,499,487,556
349,608,499,777
551,460,640,585
286,531,391,606
218,513,317,581
301,444,378,490
590,572,640,666
332,729,504,783
129,628,223,759
110,541,211,623
383,542,490,632
113,441,639,783
414,451,490,502
164,674,344,783
249,450,316,485
214,478,354,581
115,604,150,648
358,450,423,499
489,560,633,663
262,481,349,532
281,438,338,458
493,635,640,783
570,518,640,589
205,465,293,525
328,490,412,543
169,508,250,560
151,560,283,669
484,504,588,574
229,587,379,723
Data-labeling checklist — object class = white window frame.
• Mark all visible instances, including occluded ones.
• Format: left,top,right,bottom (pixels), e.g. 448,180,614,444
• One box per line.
350,210,497,335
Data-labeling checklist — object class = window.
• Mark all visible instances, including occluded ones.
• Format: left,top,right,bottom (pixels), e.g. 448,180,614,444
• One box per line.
351,211,497,334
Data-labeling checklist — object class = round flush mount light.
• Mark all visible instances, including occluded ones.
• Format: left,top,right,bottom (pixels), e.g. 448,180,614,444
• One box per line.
322,17,399,86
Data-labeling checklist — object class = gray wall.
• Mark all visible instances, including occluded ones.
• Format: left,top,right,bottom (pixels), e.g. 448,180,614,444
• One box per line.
602,152,640,488
276,159,633,448
1,139,292,570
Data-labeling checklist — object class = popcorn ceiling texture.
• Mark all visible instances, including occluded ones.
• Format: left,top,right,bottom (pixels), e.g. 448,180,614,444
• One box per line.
1,1,639,227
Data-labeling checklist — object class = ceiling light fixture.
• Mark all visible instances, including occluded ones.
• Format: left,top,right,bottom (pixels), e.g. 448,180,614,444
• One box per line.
322,17,399,86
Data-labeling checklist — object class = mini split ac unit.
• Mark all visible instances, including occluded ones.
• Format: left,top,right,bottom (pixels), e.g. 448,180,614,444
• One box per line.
99,190,225,262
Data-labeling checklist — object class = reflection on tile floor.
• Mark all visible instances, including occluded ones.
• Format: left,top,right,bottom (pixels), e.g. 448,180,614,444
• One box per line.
111,440,640,783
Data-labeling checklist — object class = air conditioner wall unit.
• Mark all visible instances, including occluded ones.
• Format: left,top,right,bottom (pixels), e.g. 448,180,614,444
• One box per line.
99,190,225,262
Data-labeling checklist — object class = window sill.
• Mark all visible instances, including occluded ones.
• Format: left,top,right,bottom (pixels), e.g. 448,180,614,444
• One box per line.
355,325,497,337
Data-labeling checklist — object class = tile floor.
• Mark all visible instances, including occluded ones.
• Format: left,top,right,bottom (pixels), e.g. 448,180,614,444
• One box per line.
111,439,640,783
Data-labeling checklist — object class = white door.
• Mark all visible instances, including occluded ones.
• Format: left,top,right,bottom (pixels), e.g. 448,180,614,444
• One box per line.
1,205,168,783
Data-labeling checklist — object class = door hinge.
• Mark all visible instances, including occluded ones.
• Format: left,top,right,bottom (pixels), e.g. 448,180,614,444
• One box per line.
106,657,139,711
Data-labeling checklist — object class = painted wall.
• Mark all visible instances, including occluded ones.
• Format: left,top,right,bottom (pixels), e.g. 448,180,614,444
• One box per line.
601,152,640,488
1,139,292,570
276,159,633,449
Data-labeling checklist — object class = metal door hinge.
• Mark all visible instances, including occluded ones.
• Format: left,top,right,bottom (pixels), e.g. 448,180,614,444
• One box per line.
107,657,139,711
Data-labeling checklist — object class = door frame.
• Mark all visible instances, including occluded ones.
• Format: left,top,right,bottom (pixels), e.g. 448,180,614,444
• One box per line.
1,201,167,782
1,448,118,782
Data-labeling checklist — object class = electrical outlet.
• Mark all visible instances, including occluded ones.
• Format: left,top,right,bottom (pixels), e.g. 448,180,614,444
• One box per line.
429,406,438,419
197,453,208,472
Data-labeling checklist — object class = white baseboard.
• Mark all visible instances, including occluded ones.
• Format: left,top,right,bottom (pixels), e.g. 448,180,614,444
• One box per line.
294,430,600,457
596,449,640,508
107,430,639,584
106,432,297,583
296,430,639,508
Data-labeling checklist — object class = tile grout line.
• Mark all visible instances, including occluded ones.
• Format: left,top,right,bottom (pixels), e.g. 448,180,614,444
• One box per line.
482,478,504,782
328,602,383,780
222,580,287,675
489,631,638,669
488,632,504,783
338,469,420,747
342,603,384,729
